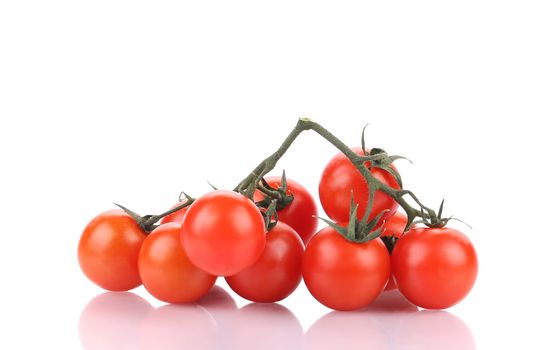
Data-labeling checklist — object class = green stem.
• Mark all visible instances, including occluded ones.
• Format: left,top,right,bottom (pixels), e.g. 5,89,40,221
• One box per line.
233,121,308,198
235,117,440,232
142,196,195,228
256,184,283,200
129,118,442,234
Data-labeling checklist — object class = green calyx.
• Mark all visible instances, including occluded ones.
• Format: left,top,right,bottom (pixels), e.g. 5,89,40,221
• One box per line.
410,199,471,229
319,197,389,243
114,203,159,233
252,171,292,232
254,170,294,211
113,192,195,233
360,124,411,189
261,198,279,232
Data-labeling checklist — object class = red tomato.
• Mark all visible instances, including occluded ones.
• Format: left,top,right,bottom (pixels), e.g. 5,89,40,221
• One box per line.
319,148,400,224
381,212,408,291
302,226,391,311
180,190,266,276
254,177,318,244
225,222,304,302
139,223,216,303
160,202,189,225
78,210,146,291
381,212,408,239
391,227,478,309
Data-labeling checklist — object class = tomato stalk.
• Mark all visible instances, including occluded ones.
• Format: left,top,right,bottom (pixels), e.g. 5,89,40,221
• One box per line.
235,118,448,237
116,118,450,236
254,171,294,211
114,194,195,233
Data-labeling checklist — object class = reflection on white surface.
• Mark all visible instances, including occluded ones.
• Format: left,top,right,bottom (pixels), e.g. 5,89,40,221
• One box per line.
79,289,474,350
198,286,239,350
305,305,388,350
306,291,476,350
386,310,476,350
138,304,219,349
79,292,153,350
228,303,303,350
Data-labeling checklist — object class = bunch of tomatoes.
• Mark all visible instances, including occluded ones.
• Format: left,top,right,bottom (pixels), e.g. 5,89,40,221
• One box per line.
78,141,477,312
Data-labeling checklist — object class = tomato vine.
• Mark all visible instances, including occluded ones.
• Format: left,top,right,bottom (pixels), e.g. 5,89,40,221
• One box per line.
118,118,450,238
234,118,448,239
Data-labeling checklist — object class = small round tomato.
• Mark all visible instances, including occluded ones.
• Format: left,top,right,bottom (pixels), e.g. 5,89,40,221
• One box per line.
181,190,266,276
254,177,318,244
302,226,390,311
391,227,478,309
380,212,408,291
226,222,304,302
139,223,216,303
78,210,146,291
319,148,400,224
381,212,408,239
160,202,189,225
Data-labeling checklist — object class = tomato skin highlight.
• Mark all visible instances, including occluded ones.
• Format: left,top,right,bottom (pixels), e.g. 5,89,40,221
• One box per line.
319,148,400,224
139,223,216,303
302,226,391,311
225,222,304,302
180,190,266,276
160,202,189,225
254,177,318,245
391,227,478,309
78,210,146,291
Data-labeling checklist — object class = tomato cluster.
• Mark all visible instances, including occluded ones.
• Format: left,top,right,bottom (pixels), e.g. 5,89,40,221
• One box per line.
78,145,477,312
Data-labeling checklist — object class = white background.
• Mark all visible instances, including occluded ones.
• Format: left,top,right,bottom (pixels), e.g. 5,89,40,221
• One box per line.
1,1,557,349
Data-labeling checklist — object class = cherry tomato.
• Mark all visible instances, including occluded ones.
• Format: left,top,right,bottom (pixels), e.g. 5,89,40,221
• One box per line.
381,212,408,291
160,201,189,225
78,210,146,291
254,176,318,244
225,222,304,302
319,148,400,224
302,226,390,311
381,211,408,238
367,289,419,312
139,223,216,303
180,190,266,276
391,227,478,309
